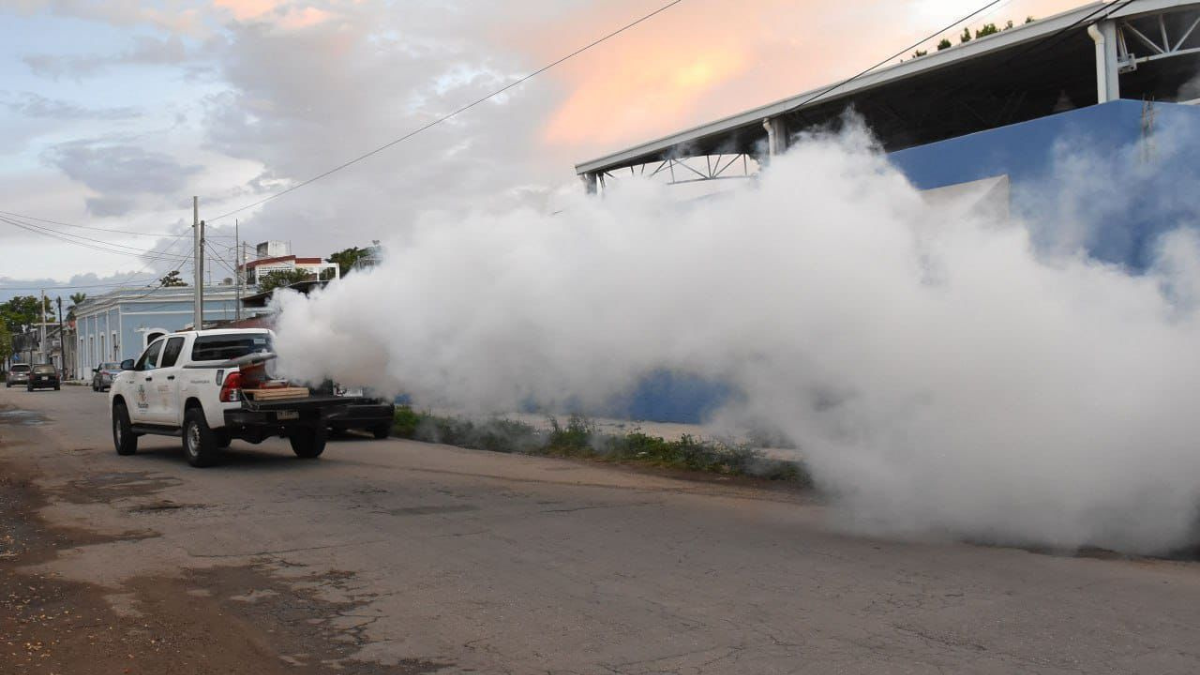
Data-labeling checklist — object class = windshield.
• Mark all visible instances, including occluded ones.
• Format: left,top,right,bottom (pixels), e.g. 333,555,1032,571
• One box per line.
191,333,273,362
11,365,29,372
32,365,56,374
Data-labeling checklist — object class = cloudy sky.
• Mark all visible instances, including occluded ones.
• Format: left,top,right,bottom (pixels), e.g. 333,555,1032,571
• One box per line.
0,0,1081,300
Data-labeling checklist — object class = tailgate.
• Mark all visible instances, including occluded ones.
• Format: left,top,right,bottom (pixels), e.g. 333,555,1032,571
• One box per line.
240,395,368,413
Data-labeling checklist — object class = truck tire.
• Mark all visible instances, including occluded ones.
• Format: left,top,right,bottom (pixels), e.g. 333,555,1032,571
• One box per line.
371,423,391,440
183,408,220,468
113,402,138,456
289,427,327,459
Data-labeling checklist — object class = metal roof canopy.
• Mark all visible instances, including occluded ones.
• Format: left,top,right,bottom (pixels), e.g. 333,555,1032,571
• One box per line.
575,0,1200,181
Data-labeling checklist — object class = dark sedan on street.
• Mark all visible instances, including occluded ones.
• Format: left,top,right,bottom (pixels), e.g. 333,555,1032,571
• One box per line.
26,364,60,391
6,364,31,388
91,361,122,391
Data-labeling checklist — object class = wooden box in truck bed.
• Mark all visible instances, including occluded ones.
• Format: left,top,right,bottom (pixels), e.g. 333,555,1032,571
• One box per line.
243,387,311,402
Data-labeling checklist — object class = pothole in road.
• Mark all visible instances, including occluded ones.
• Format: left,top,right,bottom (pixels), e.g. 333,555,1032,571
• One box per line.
0,408,47,426
63,471,184,504
127,499,210,514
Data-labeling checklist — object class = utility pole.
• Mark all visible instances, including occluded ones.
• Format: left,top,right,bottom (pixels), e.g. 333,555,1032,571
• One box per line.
235,218,242,321
39,289,46,364
55,297,65,377
193,197,204,330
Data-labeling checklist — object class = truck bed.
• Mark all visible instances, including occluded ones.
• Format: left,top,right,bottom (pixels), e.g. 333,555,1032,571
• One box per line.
239,394,370,413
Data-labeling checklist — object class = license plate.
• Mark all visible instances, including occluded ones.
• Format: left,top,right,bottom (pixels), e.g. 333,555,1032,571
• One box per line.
277,411,299,421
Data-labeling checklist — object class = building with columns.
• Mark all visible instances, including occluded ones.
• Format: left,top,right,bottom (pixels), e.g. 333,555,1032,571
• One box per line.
71,286,240,380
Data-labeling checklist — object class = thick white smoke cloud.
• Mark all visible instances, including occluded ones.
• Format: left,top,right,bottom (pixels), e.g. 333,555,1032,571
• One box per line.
272,123,1200,554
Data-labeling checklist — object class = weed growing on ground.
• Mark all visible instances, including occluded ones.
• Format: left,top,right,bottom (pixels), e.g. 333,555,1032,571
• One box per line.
388,406,810,484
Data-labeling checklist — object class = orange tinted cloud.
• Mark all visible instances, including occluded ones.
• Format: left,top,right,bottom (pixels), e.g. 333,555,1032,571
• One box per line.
279,6,332,29
527,0,1094,153
213,0,336,29
214,0,283,21
544,45,748,146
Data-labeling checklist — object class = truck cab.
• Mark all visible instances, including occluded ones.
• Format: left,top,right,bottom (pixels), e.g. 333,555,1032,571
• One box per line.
109,328,353,467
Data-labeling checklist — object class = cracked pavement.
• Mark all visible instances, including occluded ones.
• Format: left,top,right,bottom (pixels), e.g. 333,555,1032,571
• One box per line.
3,386,1200,674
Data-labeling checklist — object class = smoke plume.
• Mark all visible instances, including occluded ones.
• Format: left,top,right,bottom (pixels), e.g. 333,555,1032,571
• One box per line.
273,122,1200,554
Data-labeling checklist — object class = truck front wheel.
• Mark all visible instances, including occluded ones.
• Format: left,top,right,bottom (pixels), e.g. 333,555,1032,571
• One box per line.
289,427,327,459
183,408,220,468
113,402,138,456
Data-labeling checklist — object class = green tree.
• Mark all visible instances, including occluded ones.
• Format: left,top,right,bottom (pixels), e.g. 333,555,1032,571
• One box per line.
1025,15,1036,24
259,268,315,293
326,247,368,278
937,38,953,51
0,295,48,333
975,23,999,39
160,270,188,287
960,27,972,44
0,321,12,369
912,48,928,58
67,292,87,321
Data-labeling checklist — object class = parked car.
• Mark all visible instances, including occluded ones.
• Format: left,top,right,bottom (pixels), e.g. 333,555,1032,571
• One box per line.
6,364,30,388
109,329,368,467
27,364,60,391
91,361,123,392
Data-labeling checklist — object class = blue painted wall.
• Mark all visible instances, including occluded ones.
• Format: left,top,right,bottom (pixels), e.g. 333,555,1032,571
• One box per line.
890,100,1200,269
74,291,239,378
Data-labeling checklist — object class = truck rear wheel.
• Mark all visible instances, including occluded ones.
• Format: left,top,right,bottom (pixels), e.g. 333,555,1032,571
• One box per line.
113,402,138,456
371,423,391,440
289,427,327,459
183,408,220,468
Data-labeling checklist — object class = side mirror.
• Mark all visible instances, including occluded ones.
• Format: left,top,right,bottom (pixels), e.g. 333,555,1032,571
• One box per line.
120,359,135,371
92,368,99,373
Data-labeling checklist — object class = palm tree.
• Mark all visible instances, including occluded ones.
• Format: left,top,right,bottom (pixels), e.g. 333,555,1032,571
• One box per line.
67,292,87,321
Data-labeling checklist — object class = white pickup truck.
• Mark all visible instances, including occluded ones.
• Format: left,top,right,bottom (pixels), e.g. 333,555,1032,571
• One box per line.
108,328,365,467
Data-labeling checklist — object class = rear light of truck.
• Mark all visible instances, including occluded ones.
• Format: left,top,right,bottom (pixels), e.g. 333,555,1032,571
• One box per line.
220,371,243,402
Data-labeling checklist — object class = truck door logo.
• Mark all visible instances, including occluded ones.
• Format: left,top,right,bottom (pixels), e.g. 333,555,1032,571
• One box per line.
136,383,149,409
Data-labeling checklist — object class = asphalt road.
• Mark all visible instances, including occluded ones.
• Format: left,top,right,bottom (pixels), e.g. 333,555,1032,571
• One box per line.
2,385,1200,674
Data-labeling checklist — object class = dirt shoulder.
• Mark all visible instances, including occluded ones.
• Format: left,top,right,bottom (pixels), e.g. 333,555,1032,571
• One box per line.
0,457,440,675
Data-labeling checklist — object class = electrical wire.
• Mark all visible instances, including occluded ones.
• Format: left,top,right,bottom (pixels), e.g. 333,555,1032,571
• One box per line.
0,208,235,238
0,214,192,263
783,0,1008,113
206,0,688,224
0,209,182,238
910,0,1142,115
0,232,193,292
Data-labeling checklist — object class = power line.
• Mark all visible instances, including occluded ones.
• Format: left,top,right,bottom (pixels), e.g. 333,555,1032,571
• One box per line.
0,232,193,293
0,209,186,238
783,0,1008,114
0,208,235,238
0,213,192,263
207,0,688,223
920,0,1141,112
